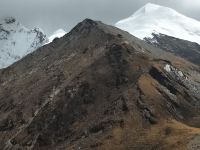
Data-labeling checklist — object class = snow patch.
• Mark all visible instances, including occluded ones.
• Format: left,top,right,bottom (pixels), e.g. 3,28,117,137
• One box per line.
164,64,171,72
178,71,184,77
47,29,66,43
164,64,186,80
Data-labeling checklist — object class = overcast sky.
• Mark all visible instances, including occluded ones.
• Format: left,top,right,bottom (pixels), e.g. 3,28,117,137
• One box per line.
0,0,200,35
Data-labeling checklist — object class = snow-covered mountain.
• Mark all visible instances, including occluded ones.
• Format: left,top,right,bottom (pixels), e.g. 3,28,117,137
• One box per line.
0,17,48,69
48,29,66,43
115,3,200,44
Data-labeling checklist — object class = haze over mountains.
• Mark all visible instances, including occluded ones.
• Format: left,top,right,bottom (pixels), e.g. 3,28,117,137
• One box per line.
0,3,200,150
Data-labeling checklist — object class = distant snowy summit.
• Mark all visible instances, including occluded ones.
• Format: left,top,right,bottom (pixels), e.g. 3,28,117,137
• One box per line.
48,29,66,43
115,3,200,44
0,17,48,69
0,16,67,69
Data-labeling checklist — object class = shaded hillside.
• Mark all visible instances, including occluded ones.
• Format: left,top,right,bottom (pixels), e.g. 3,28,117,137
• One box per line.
144,33,200,66
0,19,200,150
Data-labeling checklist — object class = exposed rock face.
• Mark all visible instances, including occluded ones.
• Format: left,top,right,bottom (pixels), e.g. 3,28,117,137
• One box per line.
0,19,200,150
144,33,200,66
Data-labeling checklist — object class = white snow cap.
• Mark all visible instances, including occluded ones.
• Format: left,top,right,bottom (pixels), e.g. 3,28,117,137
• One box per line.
115,3,200,44
48,29,66,43
0,17,48,69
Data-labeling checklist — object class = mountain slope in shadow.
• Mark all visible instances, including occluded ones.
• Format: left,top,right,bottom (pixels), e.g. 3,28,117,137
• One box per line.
144,33,200,66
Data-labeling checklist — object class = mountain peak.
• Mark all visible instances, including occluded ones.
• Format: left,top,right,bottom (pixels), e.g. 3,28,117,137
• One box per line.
115,3,200,44
0,17,47,69
66,18,103,38
71,18,98,32
141,3,161,13
134,3,179,16
82,18,98,25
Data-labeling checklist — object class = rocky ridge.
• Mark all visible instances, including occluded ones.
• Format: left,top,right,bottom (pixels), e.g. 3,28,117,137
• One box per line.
0,19,199,150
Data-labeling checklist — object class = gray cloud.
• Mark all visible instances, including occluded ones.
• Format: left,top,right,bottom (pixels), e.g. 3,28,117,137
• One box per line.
0,0,199,35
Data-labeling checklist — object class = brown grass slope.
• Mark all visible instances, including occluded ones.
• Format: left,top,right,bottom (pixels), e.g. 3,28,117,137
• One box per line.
0,19,199,150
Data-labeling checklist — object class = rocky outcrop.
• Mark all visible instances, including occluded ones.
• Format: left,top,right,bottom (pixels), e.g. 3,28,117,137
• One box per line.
144,33,200,65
